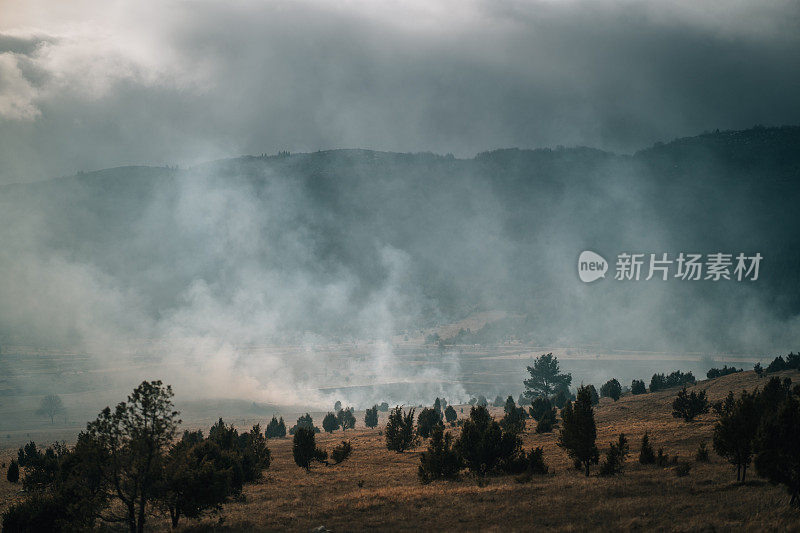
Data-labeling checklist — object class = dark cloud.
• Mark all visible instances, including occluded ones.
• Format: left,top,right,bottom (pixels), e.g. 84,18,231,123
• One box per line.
0,0,798,182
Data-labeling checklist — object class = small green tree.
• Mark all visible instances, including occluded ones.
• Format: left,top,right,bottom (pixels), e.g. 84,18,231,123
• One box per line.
584,384,600,405
672,387,709,421
600,379,622,401
599,433,629,476
454,405,524,476
292,428,327,471
417,407,443,438
433,398,444,420
6,459,19,483
754,393,800,506
385,407,417,452
418,425,461,483
364,406,379,429
500,396,526,434
558,386,598,476
631,380,647,395
322,412,340,433
265,416,286,438
337,408,356,431
444,405,457,424
639,431,656,464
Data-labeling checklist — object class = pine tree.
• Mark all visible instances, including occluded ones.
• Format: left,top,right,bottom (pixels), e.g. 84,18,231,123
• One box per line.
639,431,656,464
293,428,327,471
6,459,19,483
558,386,598,476
364,405,379,429
713,390,760,481
754,393,800,506
600,379,622,401
523,353,572,399
418,425,461,483
444,405,457,424
385,407,417,452
322,412,340,433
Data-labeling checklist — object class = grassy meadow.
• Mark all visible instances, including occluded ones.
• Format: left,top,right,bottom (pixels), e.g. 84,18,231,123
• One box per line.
2,370,799,531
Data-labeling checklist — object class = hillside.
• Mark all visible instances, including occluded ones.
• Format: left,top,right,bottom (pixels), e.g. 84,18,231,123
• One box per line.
1,126,799,353
3,369,797,531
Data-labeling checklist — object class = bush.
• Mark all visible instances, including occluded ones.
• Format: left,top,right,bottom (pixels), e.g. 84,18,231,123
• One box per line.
600,379,622,401
444,405,458,424
639,432,655,464
292,428,327,471
208,420,271,483
265,416,286,438
672,387,709,421
364,406,379,429
418,425,461,483
631,379,647,395
695,442,710,462
323,412,340,433
525,447,549,475
599,433,629,476
378,402,389,412
754,362,764,377
6,459,19,483
417,407,443,438
707,365,742,379
2,492,71,533
163,438,241,528
650,370,696,392
331,441,352,464
385,406,417,452
455,405,524,475
535,409,556,434
516,447,549,483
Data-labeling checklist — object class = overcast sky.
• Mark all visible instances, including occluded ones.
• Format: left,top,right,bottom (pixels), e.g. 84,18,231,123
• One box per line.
1,0,799,184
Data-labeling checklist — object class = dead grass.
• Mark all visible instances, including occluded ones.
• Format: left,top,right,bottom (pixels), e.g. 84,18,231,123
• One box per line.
1,370,799,531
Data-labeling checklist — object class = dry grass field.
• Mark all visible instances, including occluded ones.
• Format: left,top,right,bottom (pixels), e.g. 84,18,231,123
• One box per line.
2,369,799,532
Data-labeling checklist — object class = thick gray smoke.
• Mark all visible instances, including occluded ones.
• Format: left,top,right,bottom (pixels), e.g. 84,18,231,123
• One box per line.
1,1,799,421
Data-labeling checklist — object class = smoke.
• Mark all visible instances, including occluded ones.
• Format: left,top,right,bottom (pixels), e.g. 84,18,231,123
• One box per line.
0,1,799,419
